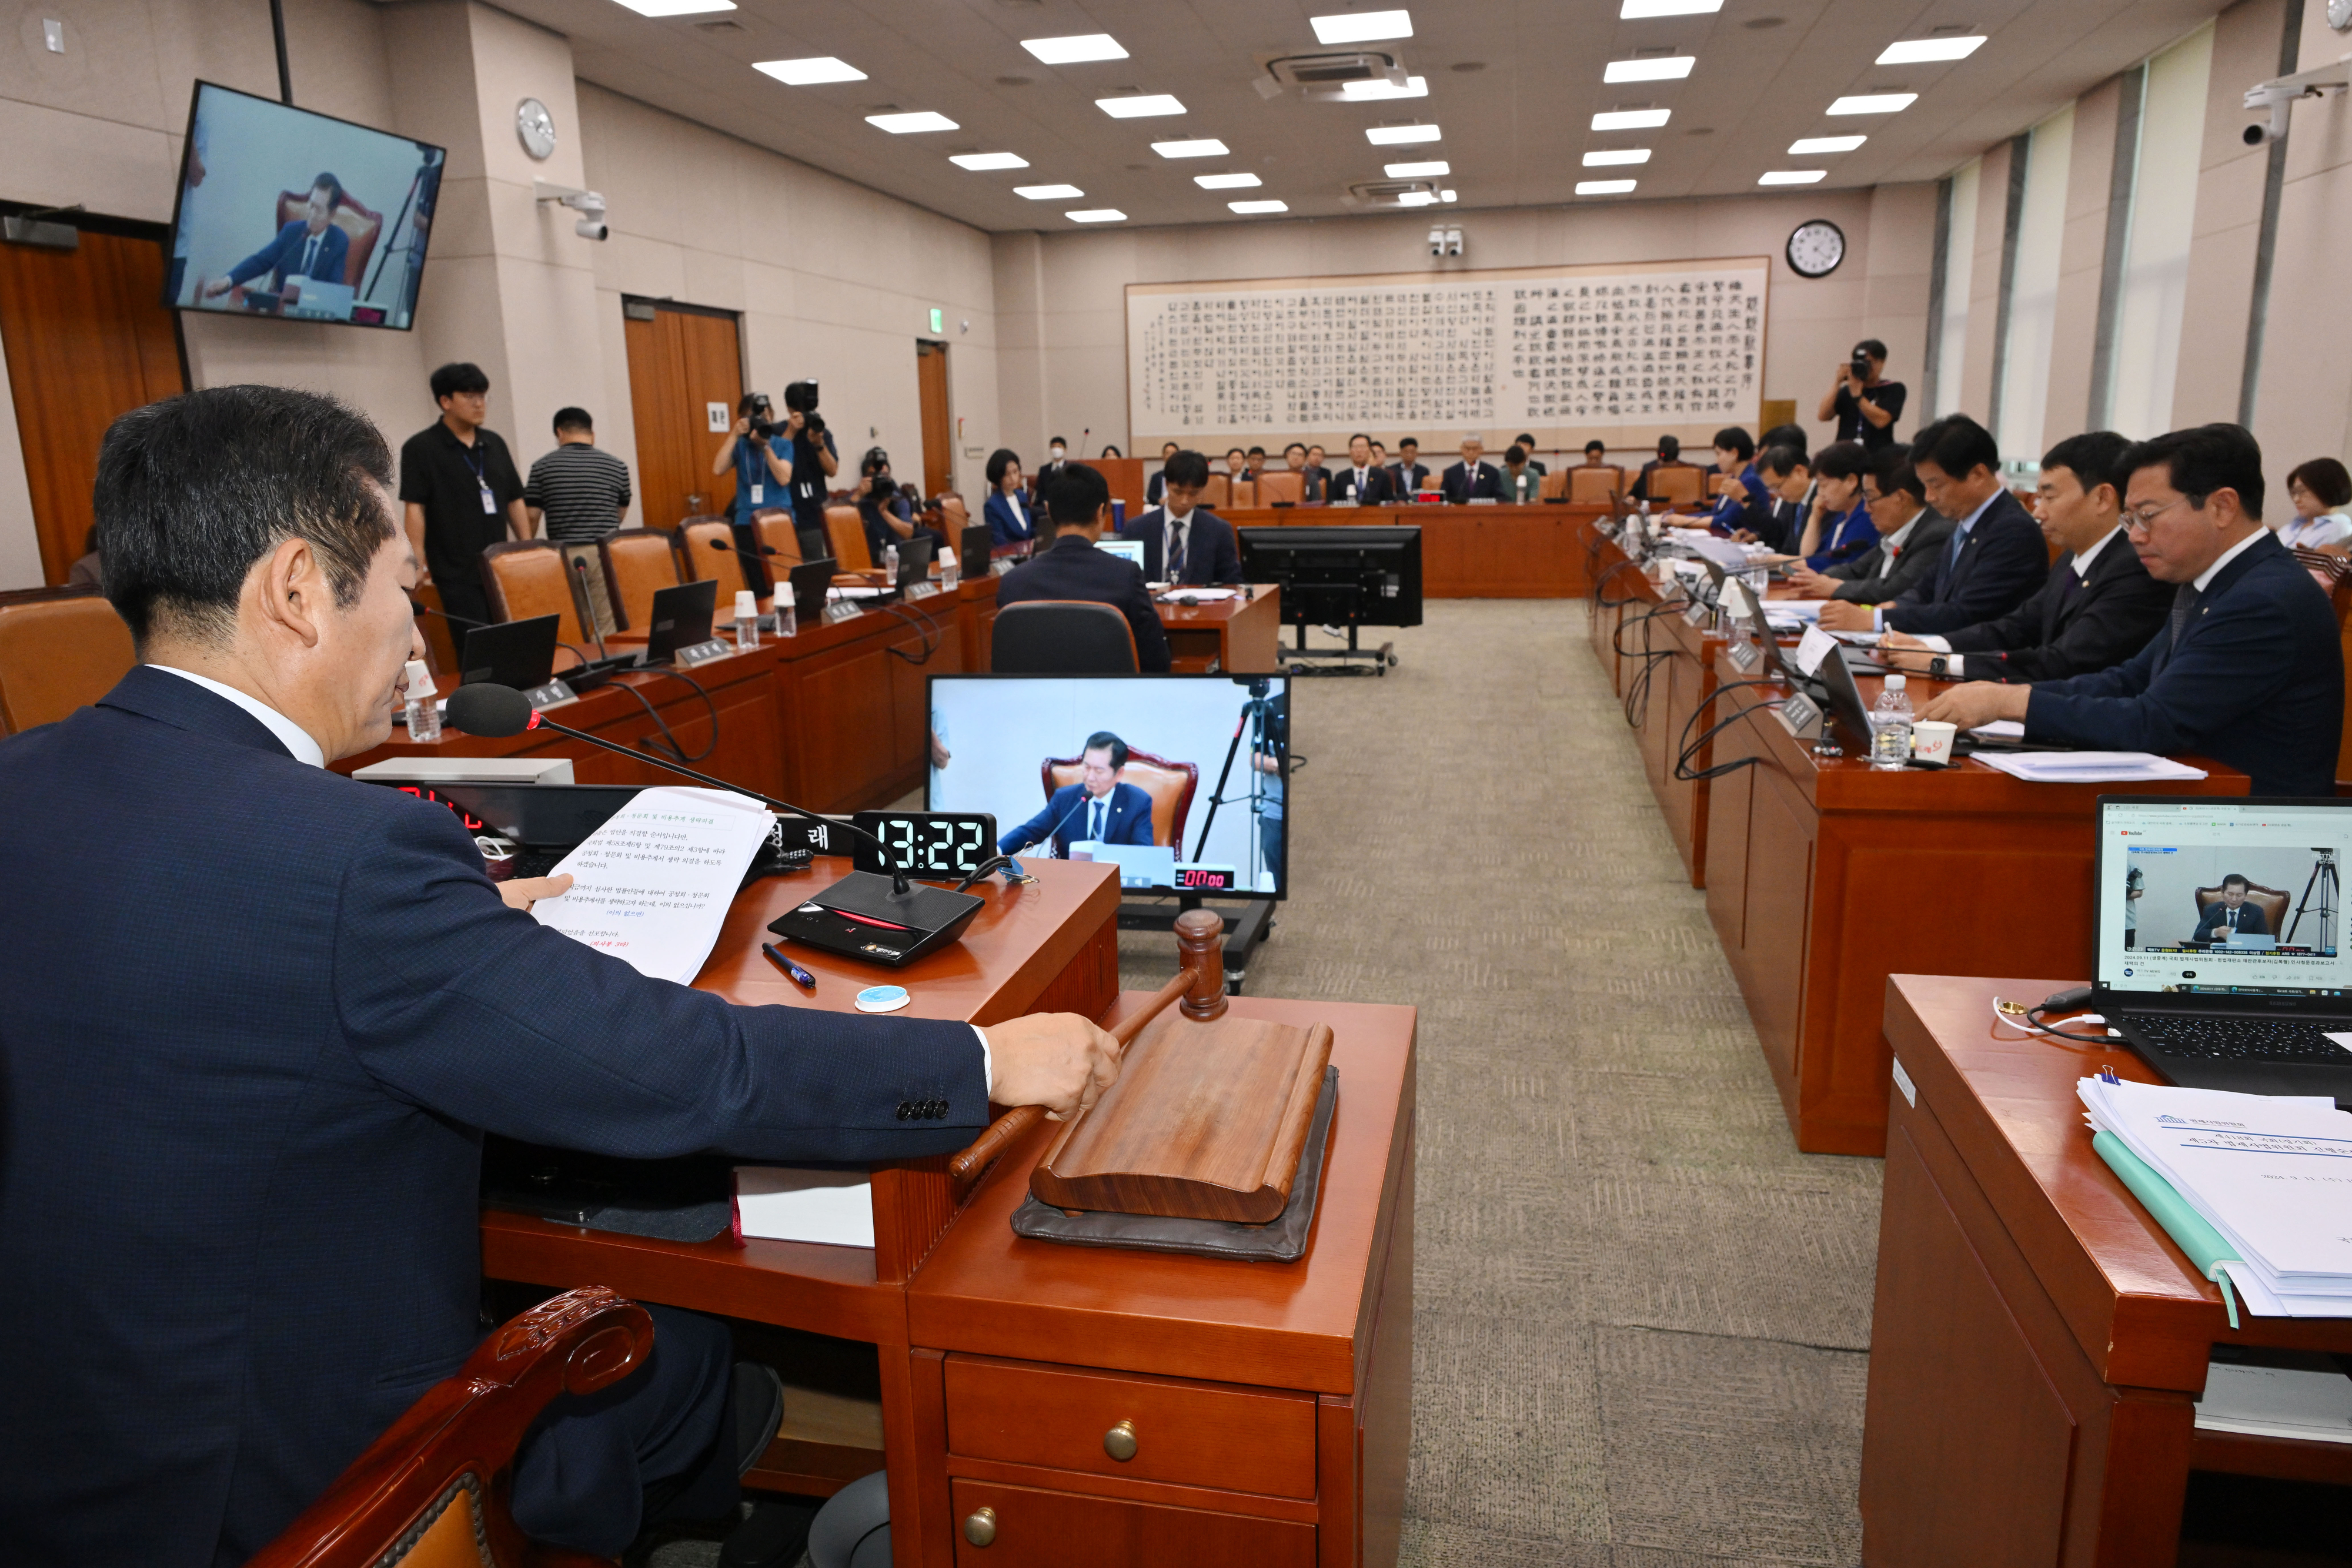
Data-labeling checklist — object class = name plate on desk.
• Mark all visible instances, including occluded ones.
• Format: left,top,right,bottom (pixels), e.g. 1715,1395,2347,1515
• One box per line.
1683,601,1715,630
674,638,734,669
1773,691,1826,741
522,678,578,711
823,600,865,624
1726,637,1762,673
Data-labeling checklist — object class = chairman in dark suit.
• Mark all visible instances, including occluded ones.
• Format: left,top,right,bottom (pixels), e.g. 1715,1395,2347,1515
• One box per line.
998,730,1159,858
2194,875,2272,943
994,463,1171,671
202,173,352,302
0,387,1118,1568
1441,436,1504,503
1329,433,1394,506
1883,430,2171,683
1124,449,1242,586
1818,415,2046,637
1783,446,1950,605
1923,424,2344,797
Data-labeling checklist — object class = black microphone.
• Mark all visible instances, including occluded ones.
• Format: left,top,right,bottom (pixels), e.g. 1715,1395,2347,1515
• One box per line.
711,537,779,557
411,599,491,629
444,683,912,895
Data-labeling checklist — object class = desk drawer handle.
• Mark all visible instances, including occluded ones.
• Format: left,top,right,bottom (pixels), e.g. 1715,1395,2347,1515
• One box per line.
1103,1419,1138,1462
964,1506,997,1546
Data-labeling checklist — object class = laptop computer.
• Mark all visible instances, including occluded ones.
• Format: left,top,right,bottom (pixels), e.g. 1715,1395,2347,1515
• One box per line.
1096,536,1147,571
896,533,936,593
636,578,718,664
2094,794,2352,1102
1723,579,1874,749
960,524,993,578
459,613,560,690
787,558,839,620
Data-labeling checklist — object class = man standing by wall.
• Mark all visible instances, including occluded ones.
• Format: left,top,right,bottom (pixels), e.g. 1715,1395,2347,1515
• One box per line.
1818,339,1905,451
525,408,632,637
400,362,529,631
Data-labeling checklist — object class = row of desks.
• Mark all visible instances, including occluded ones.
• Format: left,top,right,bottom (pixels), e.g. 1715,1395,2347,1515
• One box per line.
1218,503,1611,598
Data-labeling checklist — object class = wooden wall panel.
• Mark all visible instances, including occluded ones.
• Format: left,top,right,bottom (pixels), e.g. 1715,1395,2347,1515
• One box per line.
917,340,953,500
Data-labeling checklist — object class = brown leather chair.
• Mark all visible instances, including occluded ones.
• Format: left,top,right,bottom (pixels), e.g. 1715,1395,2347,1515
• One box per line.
991,601,1137,674
0,586,136,736
678,518,754,603
1569,466,1625,503
936,494,970,535
1041,748,1200,849
2192,882,2292,941
246,1288,650,1568
753,509,804,570
1202,474,1231,509
824,504,874,574
1647,464,1705,506
596,528,681,637
271,190,386,287
1706,471,1729,498
1255,471,1303,505
1229,477,1259,509
1539,470,1571,501
480,541,590,654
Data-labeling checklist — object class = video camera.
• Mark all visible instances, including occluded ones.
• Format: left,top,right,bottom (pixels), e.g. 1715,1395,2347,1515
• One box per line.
784,379,824,437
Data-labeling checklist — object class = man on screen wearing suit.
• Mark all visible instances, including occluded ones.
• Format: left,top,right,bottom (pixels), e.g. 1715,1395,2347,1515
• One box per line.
2194,874,2271,944
0,386,1121,1568
1124,450,1242,586
1441,435,1504,503
993,463,1172,671
1817,414,2046,636
1880,430,2171,683
1923,424,2345,797
202,173,351,304
998,731,1159,860
1331,432,1395,506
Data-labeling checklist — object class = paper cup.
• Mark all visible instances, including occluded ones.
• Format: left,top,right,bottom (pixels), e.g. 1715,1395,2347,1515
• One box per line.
1911,719,1957,767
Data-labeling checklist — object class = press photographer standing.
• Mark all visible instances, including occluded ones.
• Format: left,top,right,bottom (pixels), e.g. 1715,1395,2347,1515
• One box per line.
783,381,840,547
711,393,792,590
1818,339,1905,451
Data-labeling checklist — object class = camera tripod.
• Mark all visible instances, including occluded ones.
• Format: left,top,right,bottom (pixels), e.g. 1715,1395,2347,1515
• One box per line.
2287,849,2338,947
1117,683,1281,992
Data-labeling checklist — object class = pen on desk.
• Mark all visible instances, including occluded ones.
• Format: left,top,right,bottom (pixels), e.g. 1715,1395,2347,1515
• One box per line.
761,942,817,991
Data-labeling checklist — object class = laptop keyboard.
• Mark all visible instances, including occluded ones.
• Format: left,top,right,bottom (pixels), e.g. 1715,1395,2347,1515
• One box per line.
2124,1013,2352,1064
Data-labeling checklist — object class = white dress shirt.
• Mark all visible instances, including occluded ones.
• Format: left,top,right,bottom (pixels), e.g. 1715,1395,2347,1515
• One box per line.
2280,513,2352,550
151,666,325,766
2191,526,2266,593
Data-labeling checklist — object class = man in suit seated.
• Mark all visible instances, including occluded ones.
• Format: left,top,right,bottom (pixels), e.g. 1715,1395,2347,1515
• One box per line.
1783,445,1952,604
1923,423,2345,796
0,386,1120,1568
1441,435,1504,503
1389,437,1431,498
1144,439,1180,506
1329,432,1394,506
1734,444,1814,555
1124,449,1242,586
202,172,351,306
998,731,1158,858
1302,443,1333,502
2194,874,2271,944
1880,430,2170,683
1281,442,1328,503
1817,414,2046,635
994,463,1172,671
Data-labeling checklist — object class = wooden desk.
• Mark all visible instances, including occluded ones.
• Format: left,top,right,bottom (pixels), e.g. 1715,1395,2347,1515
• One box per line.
1157,586,1281,674
480,857,1121,1546
1217,503,1611,597
1698,659,2248,1155
904,992,1415,1568
1866,974,2352,1566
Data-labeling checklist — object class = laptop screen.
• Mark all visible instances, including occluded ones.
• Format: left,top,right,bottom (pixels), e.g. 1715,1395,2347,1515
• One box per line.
1096,537,1145,570
2098,797,2351,999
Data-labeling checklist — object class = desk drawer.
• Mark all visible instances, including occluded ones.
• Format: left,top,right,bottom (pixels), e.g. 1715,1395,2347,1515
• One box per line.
944,1354,1315,1499
949,1479,1314,1566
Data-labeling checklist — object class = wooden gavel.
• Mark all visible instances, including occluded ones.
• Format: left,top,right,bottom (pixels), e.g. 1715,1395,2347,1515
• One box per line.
947,907,1229,1195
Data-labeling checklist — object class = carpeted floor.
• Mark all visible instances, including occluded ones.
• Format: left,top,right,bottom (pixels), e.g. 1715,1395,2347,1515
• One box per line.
1112,599,1885,1567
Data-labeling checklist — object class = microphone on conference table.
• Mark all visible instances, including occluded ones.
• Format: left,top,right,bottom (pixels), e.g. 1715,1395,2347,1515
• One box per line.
443,682,911,895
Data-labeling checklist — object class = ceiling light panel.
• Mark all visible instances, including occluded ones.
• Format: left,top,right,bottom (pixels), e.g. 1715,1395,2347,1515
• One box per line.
1097,94,1185,118
1603,56,1695,82
1366,124,1442,145
1876,36,1986,64
1620,0,1720,15
1068,209,1127,222
867,111,958,133
1311,9,1412,45
612,0,734,15
1340,75,1428,101
1384,159,1449,178
1582,148,1651,166
1230,199,1289,213
1577,179,1638,195
1592,108,1672,129
1021,34,1128,64
1195,172,1262,188
1152,138,1228,157
1828,93,1916,114
1788,135,1866,154
1397,190,1439,206
1014,183,1083,199
754,56,864,85
950,152,1029,170
1758,169,1826,184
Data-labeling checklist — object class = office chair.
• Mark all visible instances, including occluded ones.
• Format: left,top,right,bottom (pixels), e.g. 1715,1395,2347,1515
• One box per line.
480,541,592,655
1255,471,1303,505
0,585,135,736
990,601,1138,674
1568,466,1623,503
824,505,875,574
1647,464,1705,506
246,1286,653,1568
678,518,756,603
270,189,385,286
1043,749,1199,847
2191,883,2290,938
596,529,681,638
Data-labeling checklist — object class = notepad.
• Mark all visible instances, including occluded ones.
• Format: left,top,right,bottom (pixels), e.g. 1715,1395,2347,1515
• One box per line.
734,1168,874,1248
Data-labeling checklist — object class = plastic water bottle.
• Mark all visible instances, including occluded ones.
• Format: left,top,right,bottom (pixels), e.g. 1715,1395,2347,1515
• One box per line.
775,582,797,638
734,589,760,651
402,658,440,743
883,543,900,585
939,546,960,591
1869,673,1915,768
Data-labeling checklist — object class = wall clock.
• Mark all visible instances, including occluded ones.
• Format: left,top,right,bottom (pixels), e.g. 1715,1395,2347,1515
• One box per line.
1786,218,1845,278
516,98,557,161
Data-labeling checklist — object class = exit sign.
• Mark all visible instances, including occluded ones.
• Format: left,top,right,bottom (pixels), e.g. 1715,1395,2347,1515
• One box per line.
929,307,944,333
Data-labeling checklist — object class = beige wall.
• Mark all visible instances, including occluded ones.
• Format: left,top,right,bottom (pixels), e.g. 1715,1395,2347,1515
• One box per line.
2044,76,2124,450
1957,137,2016,428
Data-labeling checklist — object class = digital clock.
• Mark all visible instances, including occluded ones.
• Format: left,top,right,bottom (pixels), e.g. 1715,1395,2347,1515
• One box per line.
850,812,998,881
1174,865,1240,891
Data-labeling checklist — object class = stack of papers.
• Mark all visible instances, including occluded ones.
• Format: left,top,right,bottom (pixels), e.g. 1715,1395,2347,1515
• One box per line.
531,787,775,985
2079,1075,2352,1319
1975,751,2209,783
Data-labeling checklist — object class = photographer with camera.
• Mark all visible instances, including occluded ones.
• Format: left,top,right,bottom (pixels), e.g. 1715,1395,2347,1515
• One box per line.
781,380,840,544
711,392,793,590
1818,339,1905,451
856,447,947,565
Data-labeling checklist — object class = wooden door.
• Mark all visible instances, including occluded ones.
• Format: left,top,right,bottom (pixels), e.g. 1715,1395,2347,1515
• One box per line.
0,226,185,584
916,339,952,500
623,300,743,531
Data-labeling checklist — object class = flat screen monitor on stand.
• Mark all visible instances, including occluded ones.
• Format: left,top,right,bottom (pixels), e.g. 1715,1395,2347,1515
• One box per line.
1235,525,1421,677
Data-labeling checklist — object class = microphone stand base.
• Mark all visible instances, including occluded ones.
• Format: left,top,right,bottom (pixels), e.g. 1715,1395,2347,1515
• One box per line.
767,871,987,967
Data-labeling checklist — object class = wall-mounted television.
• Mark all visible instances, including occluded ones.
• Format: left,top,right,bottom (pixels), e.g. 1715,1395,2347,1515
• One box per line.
165,81,445,332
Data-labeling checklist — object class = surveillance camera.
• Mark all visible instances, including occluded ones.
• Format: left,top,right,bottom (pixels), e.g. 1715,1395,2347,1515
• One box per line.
576,218,609,241
1428,225,1445,256
1444,227,1464,258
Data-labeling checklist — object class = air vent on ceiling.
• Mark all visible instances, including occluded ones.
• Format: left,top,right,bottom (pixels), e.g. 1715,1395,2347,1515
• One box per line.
1347,178,1441,205
1264,50,1408,100
694,18,747,32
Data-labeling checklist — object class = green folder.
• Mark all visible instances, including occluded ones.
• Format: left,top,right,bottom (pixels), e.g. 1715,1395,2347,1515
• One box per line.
2093,1129,2243,1329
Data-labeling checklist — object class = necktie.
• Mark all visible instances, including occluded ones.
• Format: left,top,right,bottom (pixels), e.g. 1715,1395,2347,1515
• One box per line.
1090,799,1104,841
1167,522,1188,583
301,234,319,276
2060,567,2084,607
2169,583,2201,651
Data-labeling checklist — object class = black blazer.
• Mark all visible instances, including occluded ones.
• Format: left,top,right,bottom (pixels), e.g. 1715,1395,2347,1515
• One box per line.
2194,900,2272,942
2026,531,2344,795
1441,460,1502,503
995,532,1173,671
1942,531,2173,682
1879,489,2049,636
1822,514,1954,603
0,667,991,1566
1387,461,1429,496
1125,507,1242,587
1329,464,1394,505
